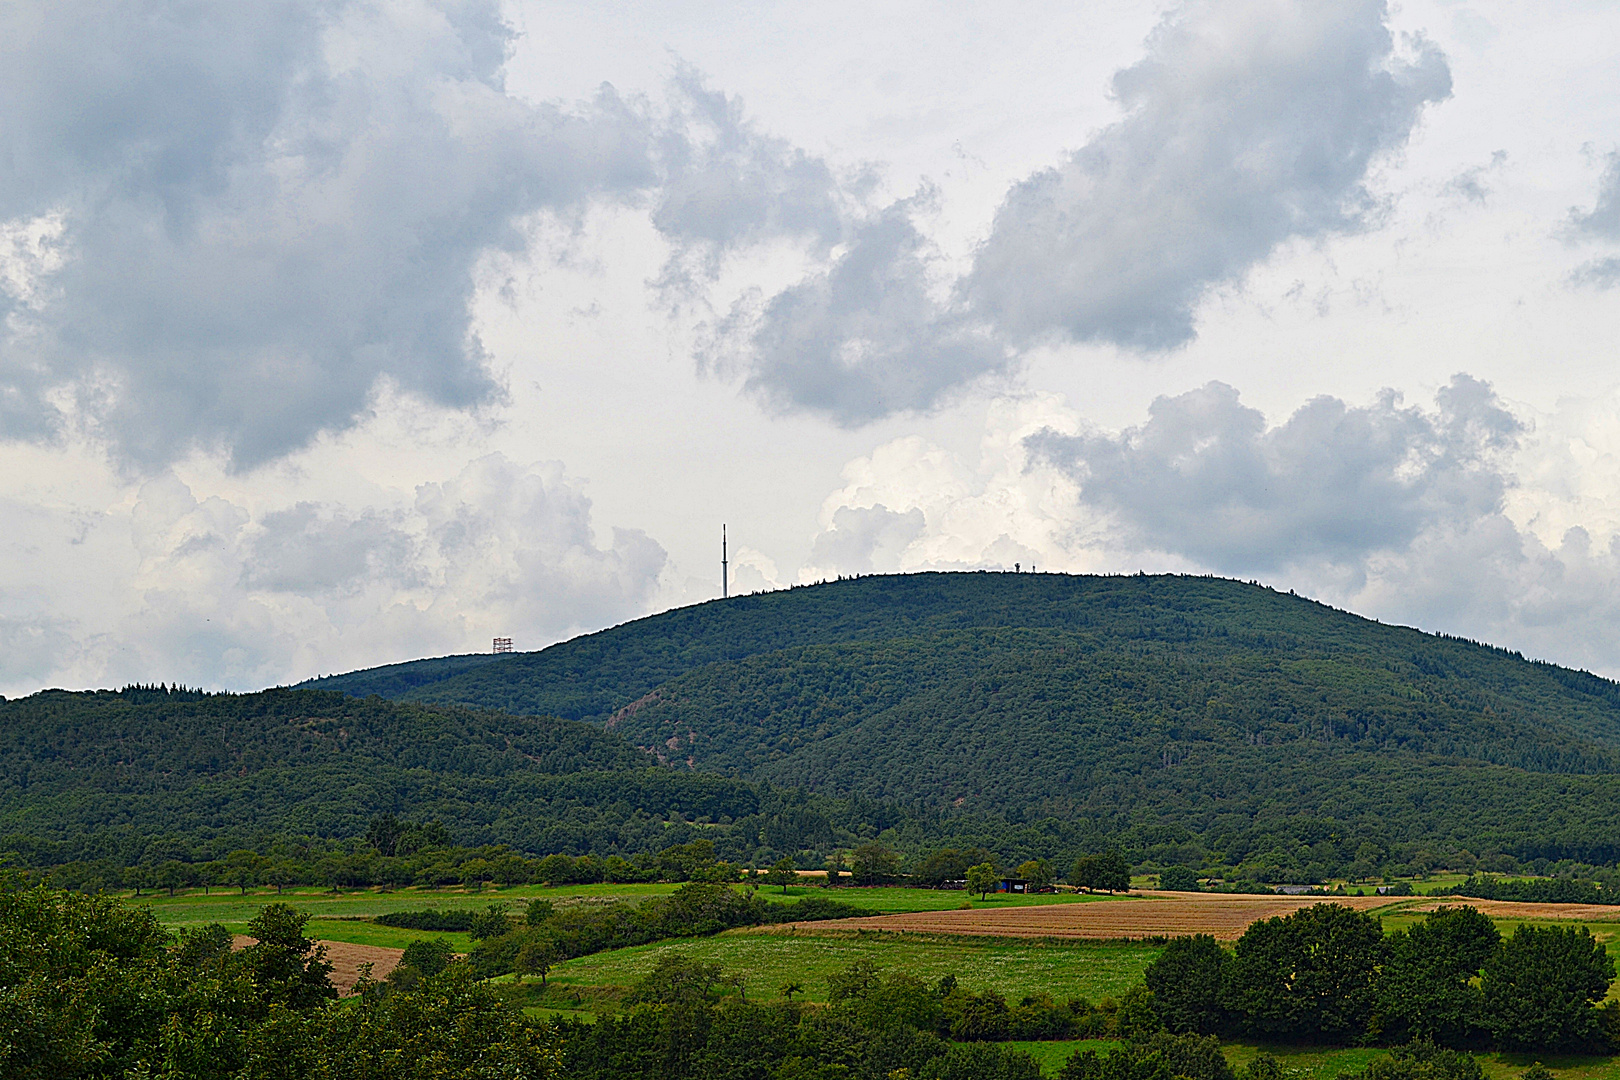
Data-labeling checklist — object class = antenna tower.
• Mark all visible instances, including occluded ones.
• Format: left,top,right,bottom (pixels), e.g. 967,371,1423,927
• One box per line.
722,524,729,599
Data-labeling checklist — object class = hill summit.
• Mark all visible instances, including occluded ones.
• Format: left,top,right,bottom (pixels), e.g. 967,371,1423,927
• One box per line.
307,572,1620,864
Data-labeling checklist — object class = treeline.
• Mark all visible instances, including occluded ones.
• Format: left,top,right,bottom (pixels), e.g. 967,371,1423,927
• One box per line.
11,679,1620,884
1148,904,1618,1051
0,881,558,1080
1435,874,1619,905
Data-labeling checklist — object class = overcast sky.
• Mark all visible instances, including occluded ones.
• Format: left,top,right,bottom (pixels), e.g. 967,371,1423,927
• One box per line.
3,0,1620,695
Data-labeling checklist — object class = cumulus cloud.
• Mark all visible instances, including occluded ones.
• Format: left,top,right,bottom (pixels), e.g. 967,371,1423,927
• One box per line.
0,0,671,469
0,453,665,693
800,380,1620,677
651,66,857,300
965,0,1450,350
1565,152,1620,288
726,0,1451,424
1571,152,1620,241
1029,374,1519,576
709,196,1007,424
804,504,926,577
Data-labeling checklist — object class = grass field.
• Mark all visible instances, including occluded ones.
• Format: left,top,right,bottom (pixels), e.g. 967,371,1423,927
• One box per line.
541,927,1162,1005
123,881,1128,947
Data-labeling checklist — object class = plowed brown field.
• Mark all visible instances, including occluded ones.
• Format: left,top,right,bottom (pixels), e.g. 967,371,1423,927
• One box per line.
233,936,404,994
784,893,1401,941
1404,898,1620,922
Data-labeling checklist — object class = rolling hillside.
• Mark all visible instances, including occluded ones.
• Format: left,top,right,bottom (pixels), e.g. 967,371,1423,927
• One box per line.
0,686,762,862
305,573,1620,863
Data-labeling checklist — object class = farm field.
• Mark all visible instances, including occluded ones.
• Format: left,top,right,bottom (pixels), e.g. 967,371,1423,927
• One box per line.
798,892,1403,940
540,928,1163,1006
125,881,1128,945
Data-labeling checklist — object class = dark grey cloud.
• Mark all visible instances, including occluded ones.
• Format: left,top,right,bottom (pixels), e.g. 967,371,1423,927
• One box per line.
963,0,1451,350
1569,153,1620,288
1029,374,1519,575
651,66,858,300
729,0,1452,424
714,197,1007,425
1571,152,1620,240
0,0,658,469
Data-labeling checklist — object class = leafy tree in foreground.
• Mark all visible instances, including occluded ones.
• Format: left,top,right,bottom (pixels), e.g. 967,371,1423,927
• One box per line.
1481,923,1615,1050
1224,903,1387,1042
1374,905,1499,1045
766,856,798,893
241,902,337,1011
1146,934,1231,1035
966,862,999,900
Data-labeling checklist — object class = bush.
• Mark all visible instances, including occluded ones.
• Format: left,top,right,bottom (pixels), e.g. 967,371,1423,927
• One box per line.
374,908,475,931
399,937,454,977
1158,866,1201,892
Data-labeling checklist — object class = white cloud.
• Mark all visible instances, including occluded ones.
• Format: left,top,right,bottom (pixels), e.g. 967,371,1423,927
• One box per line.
0,452,664,694
723,0,1452,424
805,380,1620,677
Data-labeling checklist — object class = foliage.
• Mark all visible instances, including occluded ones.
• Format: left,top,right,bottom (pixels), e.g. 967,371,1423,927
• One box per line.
1437,876,1615,905
1223,903,1388,1042
466,882,863,979
1072,852,1132,893
1340,1039,1486,1080
1374,906,1500,1045
1145,934,1231,1035
306,573,1620,872
1480,924,1615,1050
965,863,999,900
1058,1031,1234,1080
849,844,902,886
375,907,476,932
1158,866,1201,892
0,881,556,1080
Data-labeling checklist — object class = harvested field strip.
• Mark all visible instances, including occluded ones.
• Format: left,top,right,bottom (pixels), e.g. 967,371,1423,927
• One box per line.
784,894,1402,941
233,935,403,995
1403,899,1620,922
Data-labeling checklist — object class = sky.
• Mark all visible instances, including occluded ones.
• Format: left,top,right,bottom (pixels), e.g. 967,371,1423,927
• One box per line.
2,0,1620,695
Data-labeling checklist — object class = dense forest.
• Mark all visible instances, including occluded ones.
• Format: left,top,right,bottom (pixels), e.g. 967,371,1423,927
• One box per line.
297,573,1620,867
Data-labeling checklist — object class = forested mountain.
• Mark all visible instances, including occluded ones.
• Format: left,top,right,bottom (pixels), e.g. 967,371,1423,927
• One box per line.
305,573,1620,864
0,687,763,864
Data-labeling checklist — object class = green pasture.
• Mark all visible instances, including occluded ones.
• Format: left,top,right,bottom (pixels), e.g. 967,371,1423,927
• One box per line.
1005,1039,1122,1075
542,928,1162,1005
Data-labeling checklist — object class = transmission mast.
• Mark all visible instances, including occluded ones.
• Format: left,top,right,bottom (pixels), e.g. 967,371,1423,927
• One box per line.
722,524,729,599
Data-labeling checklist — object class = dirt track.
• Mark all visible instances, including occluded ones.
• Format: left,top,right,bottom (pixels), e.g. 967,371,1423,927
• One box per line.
783,893,1401,941
232,936,404,994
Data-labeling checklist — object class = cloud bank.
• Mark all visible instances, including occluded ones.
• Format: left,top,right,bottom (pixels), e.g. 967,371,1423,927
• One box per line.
804,378,1620,678
0,453,663,692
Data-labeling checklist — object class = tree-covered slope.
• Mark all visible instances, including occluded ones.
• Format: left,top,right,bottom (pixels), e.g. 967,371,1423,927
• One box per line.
305,573,1620,860
0,687,759,860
